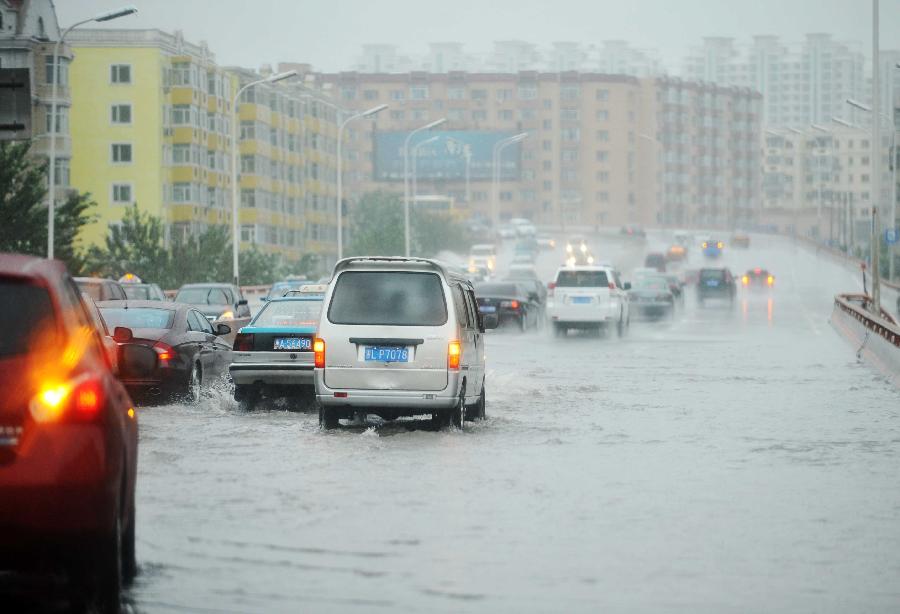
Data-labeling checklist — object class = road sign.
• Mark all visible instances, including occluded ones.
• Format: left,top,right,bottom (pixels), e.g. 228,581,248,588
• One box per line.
0,68,32,141
886,228,898,245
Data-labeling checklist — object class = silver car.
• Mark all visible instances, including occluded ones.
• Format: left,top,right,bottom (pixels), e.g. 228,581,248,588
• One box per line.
314,257,498,429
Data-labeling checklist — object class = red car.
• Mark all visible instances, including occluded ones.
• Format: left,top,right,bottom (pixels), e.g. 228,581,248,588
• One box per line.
0,254,138,610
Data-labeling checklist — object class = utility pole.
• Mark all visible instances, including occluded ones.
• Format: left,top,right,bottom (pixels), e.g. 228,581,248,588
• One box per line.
870,0,882,314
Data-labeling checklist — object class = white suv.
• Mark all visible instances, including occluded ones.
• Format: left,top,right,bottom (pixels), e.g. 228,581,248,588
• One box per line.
546,265,630,337
314,257,498,429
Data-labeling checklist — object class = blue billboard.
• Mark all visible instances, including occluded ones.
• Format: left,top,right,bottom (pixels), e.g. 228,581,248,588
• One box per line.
373,131,521,182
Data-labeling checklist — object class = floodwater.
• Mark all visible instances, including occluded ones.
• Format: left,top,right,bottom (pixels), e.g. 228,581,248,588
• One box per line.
122,233,900,613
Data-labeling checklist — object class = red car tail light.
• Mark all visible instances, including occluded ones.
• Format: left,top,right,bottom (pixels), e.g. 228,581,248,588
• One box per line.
153,341,175,365
314,338,325,368
30,375,105,423
233,333,255,352
448,341,461,370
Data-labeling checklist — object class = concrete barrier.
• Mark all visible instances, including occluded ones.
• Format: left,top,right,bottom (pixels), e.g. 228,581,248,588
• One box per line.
830,293,900,387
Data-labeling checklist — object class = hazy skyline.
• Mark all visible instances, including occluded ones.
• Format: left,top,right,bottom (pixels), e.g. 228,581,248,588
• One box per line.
56,0,900,73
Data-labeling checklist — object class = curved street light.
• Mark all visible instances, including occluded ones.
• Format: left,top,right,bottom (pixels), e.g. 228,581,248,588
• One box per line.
47,5,138,259
230,70,297,285
403,118,446,256
336,104,387,261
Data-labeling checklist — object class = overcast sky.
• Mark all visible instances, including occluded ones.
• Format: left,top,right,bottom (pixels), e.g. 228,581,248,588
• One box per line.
56,0,900,73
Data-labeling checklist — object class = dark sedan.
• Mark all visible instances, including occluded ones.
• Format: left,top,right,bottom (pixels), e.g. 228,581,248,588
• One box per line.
629,276,676,319
697,268,736,306
98,301,233,404
474,282,541,331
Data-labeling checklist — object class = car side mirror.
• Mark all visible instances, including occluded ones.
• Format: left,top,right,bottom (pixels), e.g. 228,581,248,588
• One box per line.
215,323,231,336
113,326,133,343
624,282,632,290
237,299,248,306
481,313,499,330
260,297,268,302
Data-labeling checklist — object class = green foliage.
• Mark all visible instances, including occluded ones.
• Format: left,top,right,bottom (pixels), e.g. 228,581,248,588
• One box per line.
0,141,96,274
84,205,307,288
346,190,469,258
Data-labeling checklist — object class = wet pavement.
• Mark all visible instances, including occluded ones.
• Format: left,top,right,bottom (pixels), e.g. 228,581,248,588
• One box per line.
122,233,900,613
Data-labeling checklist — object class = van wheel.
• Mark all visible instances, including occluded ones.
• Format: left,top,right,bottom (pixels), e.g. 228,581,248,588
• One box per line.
319,405,339,430
465,383,486,421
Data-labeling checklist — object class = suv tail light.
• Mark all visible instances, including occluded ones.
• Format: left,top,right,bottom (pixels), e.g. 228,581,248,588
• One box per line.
608,282,616,290
234,333,255,352
448,341,461,370
153,341,175,365
30,375,104,423
314,338,325,368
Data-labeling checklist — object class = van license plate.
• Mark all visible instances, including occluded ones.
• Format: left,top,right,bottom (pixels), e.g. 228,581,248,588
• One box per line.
274,337,311,350
364,346,409,362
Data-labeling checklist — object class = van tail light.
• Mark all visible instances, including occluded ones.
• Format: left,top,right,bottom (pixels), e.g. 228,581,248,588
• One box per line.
30,375,104,423
153,341,175,365
608,282,616,290
767,275,775,286
448,341,461,370
314,338,326,368
234,333,255,352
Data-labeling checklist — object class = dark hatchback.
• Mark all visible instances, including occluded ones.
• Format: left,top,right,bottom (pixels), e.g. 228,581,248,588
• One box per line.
697,268,736,305
0,255,138,610
474,282,541,331
98,301,233,404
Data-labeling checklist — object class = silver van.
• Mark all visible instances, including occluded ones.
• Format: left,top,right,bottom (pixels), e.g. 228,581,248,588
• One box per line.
314,257,498,429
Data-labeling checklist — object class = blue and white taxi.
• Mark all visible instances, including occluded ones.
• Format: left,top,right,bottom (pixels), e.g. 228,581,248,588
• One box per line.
229,284,326,408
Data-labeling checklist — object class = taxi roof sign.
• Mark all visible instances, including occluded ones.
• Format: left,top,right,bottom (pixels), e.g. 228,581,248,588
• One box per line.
118,273,142,283
283,283,328,296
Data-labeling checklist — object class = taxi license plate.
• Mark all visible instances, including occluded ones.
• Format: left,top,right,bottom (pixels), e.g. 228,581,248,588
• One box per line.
274,337,311,350
364,346,409,362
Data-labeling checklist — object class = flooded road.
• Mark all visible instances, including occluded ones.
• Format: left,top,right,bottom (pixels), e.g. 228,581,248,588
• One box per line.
127,234,900,613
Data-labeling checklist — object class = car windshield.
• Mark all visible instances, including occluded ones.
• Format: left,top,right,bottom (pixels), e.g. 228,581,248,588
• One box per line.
556,270,609,287
76,281,103,301
476,283,519,296
175,287,231,305
0,280,58,357
100,307,175,330
253,300,323,327
700,270,726,281
123,285,157,300
328,271,448,326
636,278,669,290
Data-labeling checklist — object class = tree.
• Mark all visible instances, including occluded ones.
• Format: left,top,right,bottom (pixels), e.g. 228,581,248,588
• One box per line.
346,190,469,258
0,141,96,273
83,205,168,280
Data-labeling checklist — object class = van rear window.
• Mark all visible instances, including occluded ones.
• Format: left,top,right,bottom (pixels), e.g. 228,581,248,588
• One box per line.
328,272,448,326
556,270,609,287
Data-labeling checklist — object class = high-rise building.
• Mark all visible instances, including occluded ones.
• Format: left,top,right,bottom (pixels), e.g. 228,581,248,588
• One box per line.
68,29,340,263
310,70,761,229
683,34,866,128
0,0,72,197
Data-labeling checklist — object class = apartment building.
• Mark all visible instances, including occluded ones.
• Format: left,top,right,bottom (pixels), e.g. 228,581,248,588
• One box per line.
683,34,866,128
762,125,894,244
310,70,761,229
68,29,340,263
0,0,72,195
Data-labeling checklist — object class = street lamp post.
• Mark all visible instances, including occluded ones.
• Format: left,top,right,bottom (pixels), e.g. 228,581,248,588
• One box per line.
47,6,137,259
231,70,297,285
491,133,528,232
848,97,897,282
832,117,857,254
403,118,446,257
810,124,833,244
336,104,387,261
411,135,440,218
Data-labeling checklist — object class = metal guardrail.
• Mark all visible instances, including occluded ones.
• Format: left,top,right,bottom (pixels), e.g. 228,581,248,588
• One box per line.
793,236,899,292
833,293,900,348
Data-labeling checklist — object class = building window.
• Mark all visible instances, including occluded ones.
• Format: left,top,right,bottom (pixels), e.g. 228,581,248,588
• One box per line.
45,56,68,86
472,110,487,121
542,119,552,130
560,85,580,101
448,87,465,100
241,224,256,243
240,155,255,173
241,189,256,208
498,110,513,121
595,150,609,162
363,89,379,100
560,109,579,121
111,143,132,164
596,130,609,142
471,89,487,100
171,104,193,126
53,158,70,187
171,182,193,203
111,104,132,124
596,89,609,101
561,128,580,142
596,191,609,203
172,143,192,165
390,90,405,101
341,88,356,100
45,106,68,133
517,85,537,100
390,110,404,120
596,110,609,121
112,183,133,204
111,64,132,84
542,180,552,191
410,86,429,100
